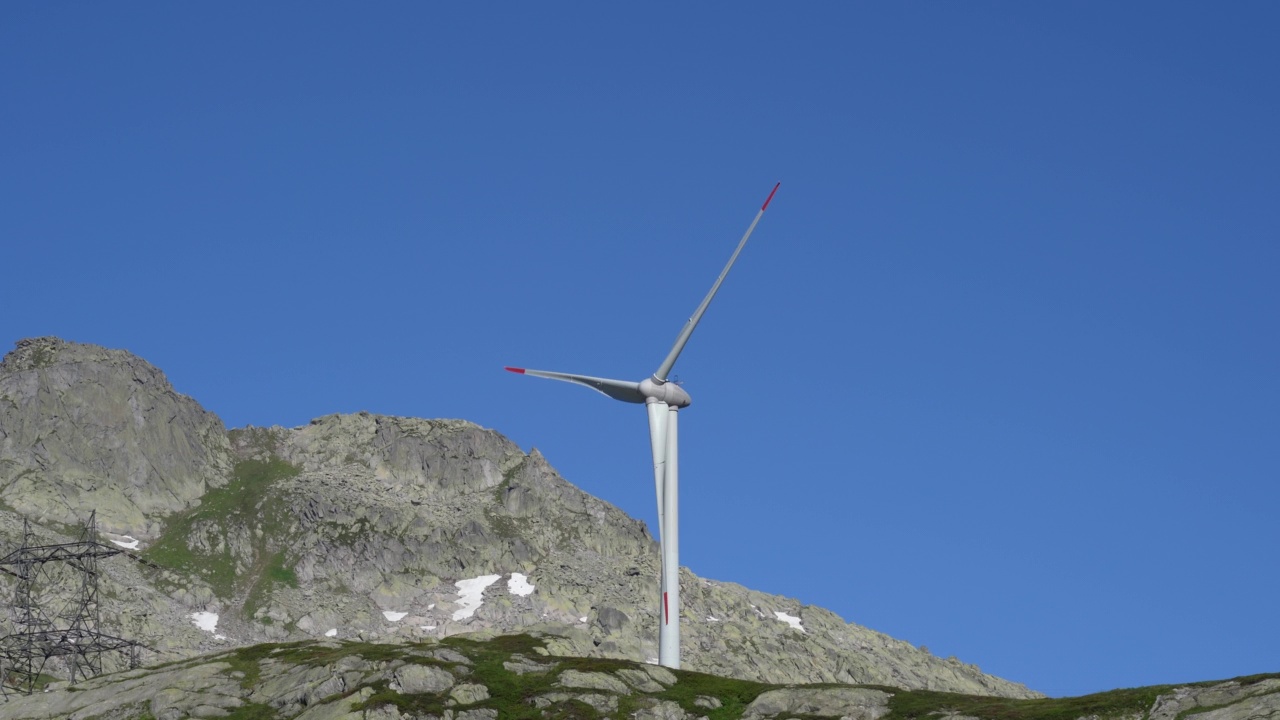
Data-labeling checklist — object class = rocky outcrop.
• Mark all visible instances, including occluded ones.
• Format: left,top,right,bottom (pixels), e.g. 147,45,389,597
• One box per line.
1149,678,1280,720
0,338,1036,697
0,337,233,536
742,687,891,720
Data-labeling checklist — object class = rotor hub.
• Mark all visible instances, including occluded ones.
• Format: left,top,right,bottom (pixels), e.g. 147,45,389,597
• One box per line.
639,377,691,408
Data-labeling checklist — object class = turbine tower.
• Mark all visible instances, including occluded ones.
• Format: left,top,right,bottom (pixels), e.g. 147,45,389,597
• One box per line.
505,183,779,670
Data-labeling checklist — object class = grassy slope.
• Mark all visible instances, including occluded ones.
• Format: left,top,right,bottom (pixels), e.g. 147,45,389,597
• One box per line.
143,454,300,605
147,634,1276,720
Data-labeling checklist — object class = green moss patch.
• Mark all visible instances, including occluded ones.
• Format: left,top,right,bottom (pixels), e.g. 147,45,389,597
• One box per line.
649,668,769,720
219,703,277,720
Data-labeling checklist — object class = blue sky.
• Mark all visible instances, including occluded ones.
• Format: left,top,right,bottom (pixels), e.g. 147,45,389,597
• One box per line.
3,2,1277,698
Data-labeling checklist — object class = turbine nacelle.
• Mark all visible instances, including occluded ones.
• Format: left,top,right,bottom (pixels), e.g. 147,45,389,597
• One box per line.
640,377,691,408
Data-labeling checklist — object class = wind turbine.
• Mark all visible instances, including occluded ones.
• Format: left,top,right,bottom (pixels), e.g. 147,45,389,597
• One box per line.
505,183,780,670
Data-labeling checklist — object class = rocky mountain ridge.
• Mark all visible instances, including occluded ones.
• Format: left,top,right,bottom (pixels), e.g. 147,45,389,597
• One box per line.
0,337,1035,698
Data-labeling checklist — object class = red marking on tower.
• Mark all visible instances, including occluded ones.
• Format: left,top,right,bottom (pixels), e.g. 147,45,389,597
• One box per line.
663,592,669,624
761,182,780,211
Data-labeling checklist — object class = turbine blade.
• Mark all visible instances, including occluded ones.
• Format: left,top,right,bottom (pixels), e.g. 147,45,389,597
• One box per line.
652,183,780,383
646,402,669,543
504,367,646,404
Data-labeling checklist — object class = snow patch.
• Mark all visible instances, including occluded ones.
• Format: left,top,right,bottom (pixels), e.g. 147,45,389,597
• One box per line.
421,625,437,630
453,574,501,621
110,536,139,550
190,612,219,634
773,610,805,633
508,573,535,596
578,616,588,623
325,628,338,638
707,616,720,622
383,611,408,622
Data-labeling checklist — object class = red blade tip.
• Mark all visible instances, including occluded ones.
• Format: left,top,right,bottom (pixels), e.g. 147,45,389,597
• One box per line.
504,366,526,374
761,182,780,211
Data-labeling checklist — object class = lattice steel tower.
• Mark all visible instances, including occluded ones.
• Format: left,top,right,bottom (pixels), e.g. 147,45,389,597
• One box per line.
0,512,153,696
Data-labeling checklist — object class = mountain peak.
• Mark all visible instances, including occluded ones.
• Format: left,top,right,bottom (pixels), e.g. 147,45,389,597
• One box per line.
0,337,232,536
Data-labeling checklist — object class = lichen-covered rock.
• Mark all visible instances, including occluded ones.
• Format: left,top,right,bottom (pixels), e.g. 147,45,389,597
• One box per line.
743,686,892,719
639,663,677,687
0,658,245,720
558,669,632,694
1150,679,1280,720
293,684,374,720
1189,690,1280,720
503,654,552,675
694,695,722,709
631,699,699,720
449,682,490,705
616,667,667,693
535,691,621,714
392,664,456,694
